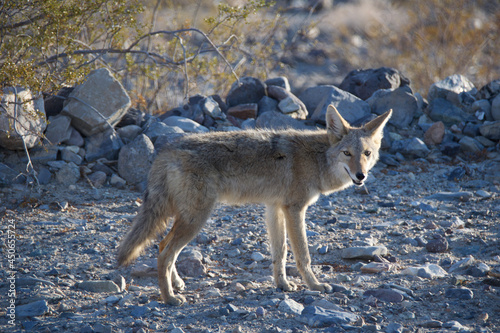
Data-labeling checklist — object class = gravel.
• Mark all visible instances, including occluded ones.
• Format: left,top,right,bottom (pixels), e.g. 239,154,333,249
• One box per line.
0,158,499,332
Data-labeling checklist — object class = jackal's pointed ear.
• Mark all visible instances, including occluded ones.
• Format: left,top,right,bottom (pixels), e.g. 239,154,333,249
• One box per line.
364,109,392,143
326,105,350,142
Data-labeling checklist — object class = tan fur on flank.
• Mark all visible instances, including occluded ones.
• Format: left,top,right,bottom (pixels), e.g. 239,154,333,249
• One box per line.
117,105,392,305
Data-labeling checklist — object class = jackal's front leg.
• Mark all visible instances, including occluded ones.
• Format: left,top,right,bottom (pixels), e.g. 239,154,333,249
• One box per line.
283,205,333,293
265,205,296,292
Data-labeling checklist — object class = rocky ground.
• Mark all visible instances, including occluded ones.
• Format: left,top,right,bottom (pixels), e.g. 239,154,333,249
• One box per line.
0,154,499,333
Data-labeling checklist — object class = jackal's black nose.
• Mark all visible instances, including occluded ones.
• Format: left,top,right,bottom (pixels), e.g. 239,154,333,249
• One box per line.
356,172,365,181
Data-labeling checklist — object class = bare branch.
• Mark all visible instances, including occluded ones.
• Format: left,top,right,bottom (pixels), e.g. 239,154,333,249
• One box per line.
0,13,45,30
36,28,240,84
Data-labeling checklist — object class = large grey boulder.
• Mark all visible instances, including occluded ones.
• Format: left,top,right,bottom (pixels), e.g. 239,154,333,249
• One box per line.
479,121,500,141
428,98,469,126
302,85,370,125
477,79,500,100
226,77,267,107
255,111,310,130
366,86,418,129
339,67,410,100
84,129,123,162
267,85,308,119
61,68,131,136
491,94,500,121
163,116,208,133
428,74,476,106
118,134,155,185
0,87,47,150
44,115,72,145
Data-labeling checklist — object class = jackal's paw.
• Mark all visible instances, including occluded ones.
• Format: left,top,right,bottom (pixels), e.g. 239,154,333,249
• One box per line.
163,294,186,306
172,277,185,291
277,280,297,292
311,282,333,293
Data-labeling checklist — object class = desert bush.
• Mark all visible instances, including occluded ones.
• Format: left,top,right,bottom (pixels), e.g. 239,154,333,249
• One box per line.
0,0,144,94
0,0,286,114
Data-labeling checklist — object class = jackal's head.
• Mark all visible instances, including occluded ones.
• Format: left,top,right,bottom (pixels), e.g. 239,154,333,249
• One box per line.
326,105,392,186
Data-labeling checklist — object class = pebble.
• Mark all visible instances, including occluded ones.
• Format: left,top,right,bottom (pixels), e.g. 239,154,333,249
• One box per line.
341,246,388,260
386,322,404,333
363,288,404,303
77,280,121,293
297,306,360,328
401,263,447,279
251,252,266,261
445,287,474,300
16,300,49,318
360,262,393,273
449,255,475,273
426,191,474,201
426,236,448,253
278,299,304,315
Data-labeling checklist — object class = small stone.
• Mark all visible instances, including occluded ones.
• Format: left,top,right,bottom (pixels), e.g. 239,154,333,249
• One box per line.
265,77,290,91
401,263,447,279
298,306,360,327
201,96,223,119
110,173,127,188
131,305,148,318
87,171,107,188
105,295,120,304
55,162,80,184
310,299,343,311
251,252,266,261
426,236,448,253
114,275,127,292
449,256,475,273
61,146,83,165
256,306,266,317
317,245,329,254
360,262,393,273
479,121,500,140
176,256,206,277
421,320,443,328
131,260,157,277
459,136,484,153
77,280,120,293
37,167,52,185
426,191,473,202
16,300,49,318
424,121,445,145
445,287,474,300
278,298,304,315
363,289,404,303
386,322,404,333
443,320,467,331
341,246,388,260
117,124,142,143
234,283,246,292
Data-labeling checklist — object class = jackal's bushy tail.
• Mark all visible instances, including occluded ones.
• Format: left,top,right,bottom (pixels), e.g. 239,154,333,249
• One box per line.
117,190,170,266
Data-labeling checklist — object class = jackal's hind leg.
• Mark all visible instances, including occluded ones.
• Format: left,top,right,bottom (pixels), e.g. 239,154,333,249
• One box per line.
157,199,214,305
159,239,185,291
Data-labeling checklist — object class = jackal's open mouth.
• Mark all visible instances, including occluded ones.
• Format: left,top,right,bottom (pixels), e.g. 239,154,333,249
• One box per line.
344,167,364,186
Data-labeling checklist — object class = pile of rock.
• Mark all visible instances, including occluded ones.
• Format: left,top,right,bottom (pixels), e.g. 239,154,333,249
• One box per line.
0,67,499,189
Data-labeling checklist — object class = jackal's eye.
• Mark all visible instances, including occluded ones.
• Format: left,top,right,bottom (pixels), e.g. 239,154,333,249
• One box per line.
364,151,371,156
343,151,351,157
